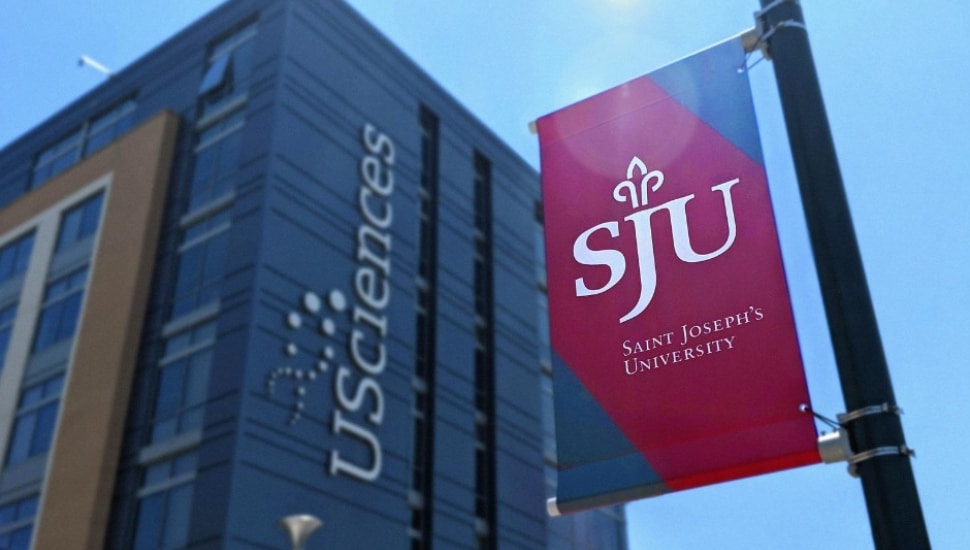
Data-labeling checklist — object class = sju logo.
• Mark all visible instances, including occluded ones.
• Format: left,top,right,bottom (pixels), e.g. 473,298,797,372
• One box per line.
573,156,741,323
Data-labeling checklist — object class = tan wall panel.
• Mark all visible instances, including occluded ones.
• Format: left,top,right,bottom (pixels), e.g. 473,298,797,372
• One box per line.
9,112,181,550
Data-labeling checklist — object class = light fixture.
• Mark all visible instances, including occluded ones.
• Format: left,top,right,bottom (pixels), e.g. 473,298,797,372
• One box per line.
278,514,322,550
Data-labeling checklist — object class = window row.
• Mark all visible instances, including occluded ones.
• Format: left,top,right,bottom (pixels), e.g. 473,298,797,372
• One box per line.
170,109,241,321
148,319,216,445
410,107,440,550
0,304,16,374
1,194,102,466
471,152,495,548
534,197,558,467
0,233,34,287
170,209,230,319
151,343,214,443
120,24,256,548
0,190,101,293
165,20,257,325
0,193,102,359
0,494,38,550
198,20,256,117
131,451,198,550
32,267,88,353
5,374,65,466
31,99,136,188
56,192,104,252
189,111,243,212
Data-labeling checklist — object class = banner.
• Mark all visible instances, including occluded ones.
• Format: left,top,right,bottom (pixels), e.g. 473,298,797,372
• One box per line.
536,36,820,514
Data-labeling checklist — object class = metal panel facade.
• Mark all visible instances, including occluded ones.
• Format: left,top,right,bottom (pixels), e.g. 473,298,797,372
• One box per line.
0,1,627,548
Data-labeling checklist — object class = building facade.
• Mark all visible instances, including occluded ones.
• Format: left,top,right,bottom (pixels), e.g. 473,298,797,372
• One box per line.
0,1,627,548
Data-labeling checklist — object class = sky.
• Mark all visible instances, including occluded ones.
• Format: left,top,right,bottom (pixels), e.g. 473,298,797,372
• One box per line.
2,1,968,548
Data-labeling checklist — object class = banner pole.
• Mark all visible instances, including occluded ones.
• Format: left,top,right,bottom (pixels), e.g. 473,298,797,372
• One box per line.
755,1,930,548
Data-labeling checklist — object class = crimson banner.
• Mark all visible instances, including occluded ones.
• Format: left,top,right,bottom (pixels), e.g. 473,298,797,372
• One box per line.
536,36,820,514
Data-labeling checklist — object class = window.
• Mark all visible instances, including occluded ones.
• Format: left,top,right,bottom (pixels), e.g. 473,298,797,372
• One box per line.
32,267,88,352
0,233,34,286
182,206,232,244
198,54,231,96
0,495,38,550
474,447,491,518
31,129,82,188
534,213,547,289
410,107,439,550
473,153,492,322
30,98,138,189
474,348,488,414
5,374,65,466
55,192,105,252
474,259,488,314
472,151,495,548
541,374,557,463
188,111,243,211
84,99,136,156
182,20,255,247
150,321,216,443
473,154,492,234
199,21,256,116
537,292,551,368
170,209,230,319
132,451,197,550
0,304,16,374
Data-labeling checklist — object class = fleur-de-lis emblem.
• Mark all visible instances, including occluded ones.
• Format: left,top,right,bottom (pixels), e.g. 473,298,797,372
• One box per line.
613,156,665,209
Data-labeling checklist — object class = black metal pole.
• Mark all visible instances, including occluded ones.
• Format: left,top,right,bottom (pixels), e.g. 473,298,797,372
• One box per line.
755,1,930,548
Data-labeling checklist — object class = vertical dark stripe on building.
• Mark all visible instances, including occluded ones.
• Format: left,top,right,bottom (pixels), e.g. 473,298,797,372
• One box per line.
472,151,496,550
410,106,439,550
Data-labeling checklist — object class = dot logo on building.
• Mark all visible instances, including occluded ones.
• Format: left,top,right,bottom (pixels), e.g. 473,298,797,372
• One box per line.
265,289,347,425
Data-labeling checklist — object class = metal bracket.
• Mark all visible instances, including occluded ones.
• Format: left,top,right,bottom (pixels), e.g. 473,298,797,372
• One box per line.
848,445,916,478
743,0,807,63
838,402,903,424
811,403,915,477
817,428,852,464
820,403,914,477
753,0,800,22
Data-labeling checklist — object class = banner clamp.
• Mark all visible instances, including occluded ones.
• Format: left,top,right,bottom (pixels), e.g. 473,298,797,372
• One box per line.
848,445,916,478
745,0,808,67
838,403,903,425
818,428,853,464
753,0,800,23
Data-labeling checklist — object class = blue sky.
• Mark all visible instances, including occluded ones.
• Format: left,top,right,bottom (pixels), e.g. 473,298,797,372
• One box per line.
3,1,968,548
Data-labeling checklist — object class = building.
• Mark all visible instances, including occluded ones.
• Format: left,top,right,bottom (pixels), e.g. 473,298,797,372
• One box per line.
0,1,627,549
